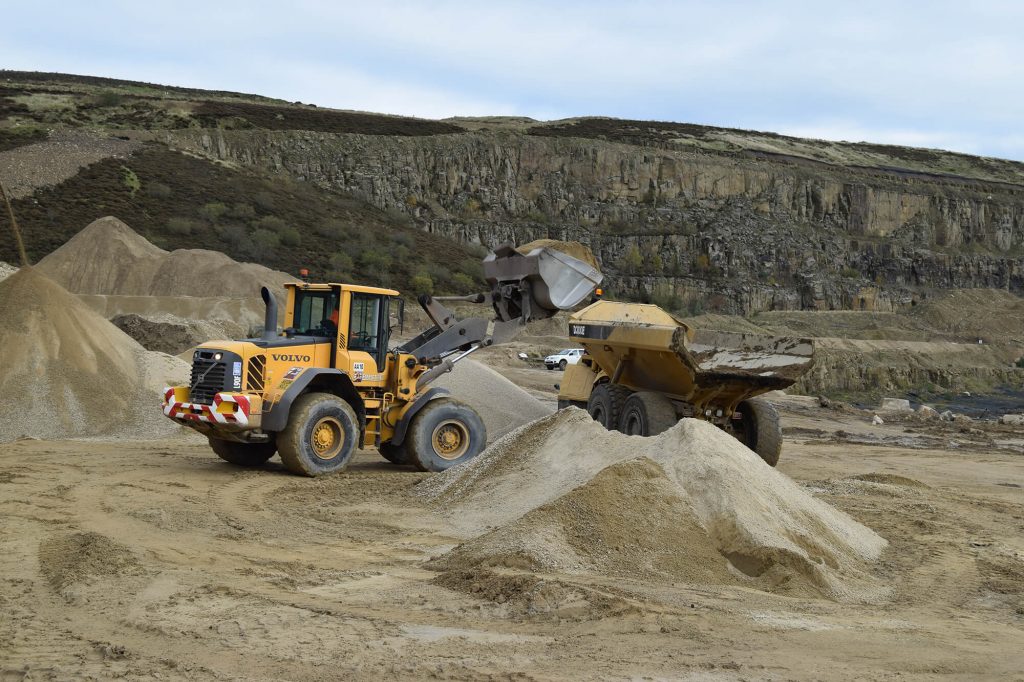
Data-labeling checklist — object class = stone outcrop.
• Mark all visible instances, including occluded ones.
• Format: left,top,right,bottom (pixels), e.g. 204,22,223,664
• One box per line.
167,128,1024,314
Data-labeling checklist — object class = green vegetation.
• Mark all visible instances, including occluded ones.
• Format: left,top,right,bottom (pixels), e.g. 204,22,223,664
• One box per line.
120,166,140,196
5,145,484,295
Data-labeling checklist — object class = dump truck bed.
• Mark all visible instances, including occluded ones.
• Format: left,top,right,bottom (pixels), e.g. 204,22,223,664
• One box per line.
568,301,813,408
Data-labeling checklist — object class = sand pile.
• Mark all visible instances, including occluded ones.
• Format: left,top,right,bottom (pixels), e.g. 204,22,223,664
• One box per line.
0,261,16,282
0,268,190,442
434,359,551,441
37,216,293,298
421,409,887,601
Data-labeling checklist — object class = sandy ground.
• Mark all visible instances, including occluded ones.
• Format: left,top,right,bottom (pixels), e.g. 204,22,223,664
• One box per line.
2,395,1023,680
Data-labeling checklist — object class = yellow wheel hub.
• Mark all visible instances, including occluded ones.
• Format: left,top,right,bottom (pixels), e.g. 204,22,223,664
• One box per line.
431,420,470,460
311,417,344,460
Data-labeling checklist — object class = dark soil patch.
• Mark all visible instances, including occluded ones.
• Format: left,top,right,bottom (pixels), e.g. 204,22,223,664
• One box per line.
111,314,196,355
5,144,483,294
194,100,464,136
0,127,47,152
529,117,786,146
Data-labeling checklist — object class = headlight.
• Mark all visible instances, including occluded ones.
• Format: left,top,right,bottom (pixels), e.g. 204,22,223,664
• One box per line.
214,352,223,361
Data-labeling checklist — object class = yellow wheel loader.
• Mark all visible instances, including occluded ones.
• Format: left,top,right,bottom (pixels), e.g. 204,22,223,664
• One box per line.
162,241,602,476
557,301,814,466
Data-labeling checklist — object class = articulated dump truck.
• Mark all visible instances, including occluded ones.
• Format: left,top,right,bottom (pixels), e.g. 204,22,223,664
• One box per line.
558,302,814,466
163,240,603,476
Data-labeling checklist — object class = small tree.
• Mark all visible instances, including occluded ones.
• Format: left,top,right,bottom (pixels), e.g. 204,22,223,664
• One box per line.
411,273,435,295
620,245,642,273
280,227,301,247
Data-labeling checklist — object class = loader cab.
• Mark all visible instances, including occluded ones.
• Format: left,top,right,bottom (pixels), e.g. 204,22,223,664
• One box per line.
283,282,400,379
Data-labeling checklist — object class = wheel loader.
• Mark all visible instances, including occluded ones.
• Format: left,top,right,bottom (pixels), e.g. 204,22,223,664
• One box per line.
557,301,815,466
162,241,603,476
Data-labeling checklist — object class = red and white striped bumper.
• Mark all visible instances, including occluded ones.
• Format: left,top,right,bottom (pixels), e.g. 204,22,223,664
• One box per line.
163,387,252,427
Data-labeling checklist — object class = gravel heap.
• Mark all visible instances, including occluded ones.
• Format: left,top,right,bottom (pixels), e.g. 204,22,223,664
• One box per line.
37,216,293,298
421,409,888,601
433,359,551,442
0,261,16,282
0,268,189,442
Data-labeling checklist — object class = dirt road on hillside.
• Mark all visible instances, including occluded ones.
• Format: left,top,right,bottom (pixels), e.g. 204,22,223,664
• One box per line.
2,425,1022,680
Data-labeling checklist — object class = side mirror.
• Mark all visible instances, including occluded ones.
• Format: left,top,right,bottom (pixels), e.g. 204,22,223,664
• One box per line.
283,327,297,338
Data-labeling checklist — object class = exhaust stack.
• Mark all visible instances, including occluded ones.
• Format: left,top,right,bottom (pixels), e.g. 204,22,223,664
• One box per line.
260,287,278,340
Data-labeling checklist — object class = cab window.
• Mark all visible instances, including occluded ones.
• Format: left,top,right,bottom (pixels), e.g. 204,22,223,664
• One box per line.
349,293,390,366
292,289,339,337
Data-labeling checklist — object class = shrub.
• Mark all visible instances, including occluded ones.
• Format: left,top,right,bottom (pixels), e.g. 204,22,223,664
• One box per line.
200,202,228,221
257,215,287,233
94,91,124,108
145,182,172,199
330,252,354,272
280,227,301,247
166,217,195,235
218,223,248,247
452,272,476,291
254,191,275,211
841,266,861,279
359,249,392,270
120,166,140,196
250,228,280,257
316,219,350,240
411,273,434,295
230,202,256,220
391,231,415,248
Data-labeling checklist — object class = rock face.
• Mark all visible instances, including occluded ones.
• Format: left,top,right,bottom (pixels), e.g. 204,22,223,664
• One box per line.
169,128,1024,314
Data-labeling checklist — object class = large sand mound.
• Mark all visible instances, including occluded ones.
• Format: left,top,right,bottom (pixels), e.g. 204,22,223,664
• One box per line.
421,409,887,601
0,268,189,442
37,216,293,298
433,359,551,441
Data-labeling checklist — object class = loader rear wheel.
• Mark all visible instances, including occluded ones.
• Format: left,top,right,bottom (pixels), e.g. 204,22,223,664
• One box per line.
735,398,782,467
208,438,276,467
277,392,359,477
618,392,678,437
587,383,632,430
407,398,486,472
378,440,411,466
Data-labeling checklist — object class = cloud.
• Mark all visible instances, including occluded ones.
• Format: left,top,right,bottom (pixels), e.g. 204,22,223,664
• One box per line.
1,0,1023,159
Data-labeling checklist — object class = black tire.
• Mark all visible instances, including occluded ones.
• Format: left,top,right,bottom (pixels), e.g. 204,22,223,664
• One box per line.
735,398,783,466
276,392,360,476
558,359,567,371
208,438,276,467
378,440,410,465
587,383,632,430
618,392,678,436
407,398,486,472
546,366,555,371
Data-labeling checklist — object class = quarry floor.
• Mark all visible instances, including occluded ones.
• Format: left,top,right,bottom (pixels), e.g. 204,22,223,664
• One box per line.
2,398,1022,682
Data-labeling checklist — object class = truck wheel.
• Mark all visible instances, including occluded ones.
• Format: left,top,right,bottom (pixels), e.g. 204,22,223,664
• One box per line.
378,441,410,465
277,392,360,476
587,383,632,429
208,438,276,467
618,392,678,436
407,398,486,472
736,398,782,466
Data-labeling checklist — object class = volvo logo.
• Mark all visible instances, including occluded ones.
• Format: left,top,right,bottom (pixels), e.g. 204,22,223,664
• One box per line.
272,354,311,362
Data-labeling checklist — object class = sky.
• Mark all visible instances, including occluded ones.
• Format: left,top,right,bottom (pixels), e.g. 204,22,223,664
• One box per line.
2,1,1023,160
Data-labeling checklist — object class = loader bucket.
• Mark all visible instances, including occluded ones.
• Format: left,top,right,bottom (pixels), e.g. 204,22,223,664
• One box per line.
484,240,603,323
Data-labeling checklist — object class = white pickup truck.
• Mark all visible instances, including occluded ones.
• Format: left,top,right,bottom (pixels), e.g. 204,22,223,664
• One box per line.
544,348,585,371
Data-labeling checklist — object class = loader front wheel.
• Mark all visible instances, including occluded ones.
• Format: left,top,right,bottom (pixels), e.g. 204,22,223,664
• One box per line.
208,438,276,467
407,398,486,472
277,392,359,476
735,398,782,467
587,383,632,430
618,392,678,437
